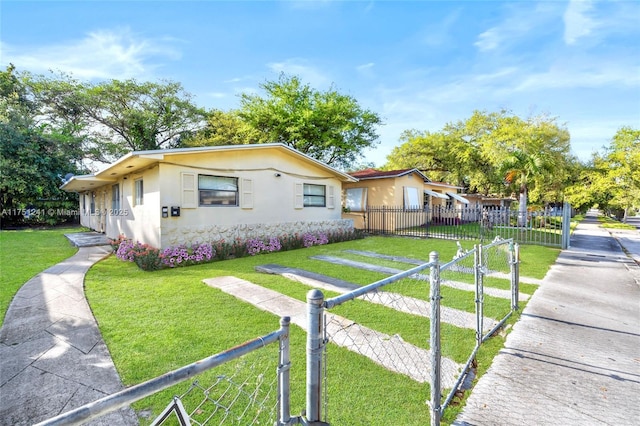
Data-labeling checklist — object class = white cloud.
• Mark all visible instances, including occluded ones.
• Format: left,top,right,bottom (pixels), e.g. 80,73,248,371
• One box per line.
563,0,596,45
2,28,181,80
474,2,561,52
266,58,332,88
475,28,502,52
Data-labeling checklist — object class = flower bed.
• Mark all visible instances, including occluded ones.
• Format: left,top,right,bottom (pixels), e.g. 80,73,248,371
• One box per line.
109,229,364,271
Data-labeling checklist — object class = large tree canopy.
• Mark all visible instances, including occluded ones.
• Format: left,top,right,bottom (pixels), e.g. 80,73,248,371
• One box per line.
386,110,574,214
566,127,640,219
1,65,83,226
27,73,207,163
182,109,262,147
233,74,382,169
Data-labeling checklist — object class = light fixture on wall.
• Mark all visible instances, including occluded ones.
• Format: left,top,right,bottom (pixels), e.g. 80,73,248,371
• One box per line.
274,173,282,177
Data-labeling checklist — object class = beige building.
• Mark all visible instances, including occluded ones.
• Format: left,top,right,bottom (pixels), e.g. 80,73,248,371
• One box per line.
61,144,357,248
341,168,468,229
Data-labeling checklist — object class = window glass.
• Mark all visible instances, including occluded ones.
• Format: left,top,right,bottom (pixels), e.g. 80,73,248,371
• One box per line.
135,179,144,206
199,175,238,206
345,188,366,212
404,187,420,209
112,184,120,210
304,184,326,207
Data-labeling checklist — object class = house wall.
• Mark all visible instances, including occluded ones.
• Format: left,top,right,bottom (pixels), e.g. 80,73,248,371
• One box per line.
156,149,351,248
342,173,427,230
78,167,162,247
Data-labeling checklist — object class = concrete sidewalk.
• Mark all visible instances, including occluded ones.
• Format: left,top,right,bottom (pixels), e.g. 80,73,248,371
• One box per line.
0,233,137,426
454,212,640,425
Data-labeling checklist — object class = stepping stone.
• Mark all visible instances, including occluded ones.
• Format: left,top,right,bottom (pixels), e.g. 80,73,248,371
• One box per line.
203,276,463,388
310,255,529,301
346,249,541,286
256,264,498,332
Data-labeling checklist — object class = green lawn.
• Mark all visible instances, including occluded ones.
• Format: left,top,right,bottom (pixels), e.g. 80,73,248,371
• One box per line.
597,215,637,230
84,236,558,425
0,230,561,424
0,227,82,326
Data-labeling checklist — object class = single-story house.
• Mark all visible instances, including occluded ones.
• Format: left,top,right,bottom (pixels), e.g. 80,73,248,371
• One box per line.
341,168,469,229
61,143,357,249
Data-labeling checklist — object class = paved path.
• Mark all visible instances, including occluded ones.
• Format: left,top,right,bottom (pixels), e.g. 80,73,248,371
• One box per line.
453,212,640,426
0,233,137,426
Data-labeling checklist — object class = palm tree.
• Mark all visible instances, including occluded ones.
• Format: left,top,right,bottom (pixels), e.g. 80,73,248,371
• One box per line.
503,149,552,226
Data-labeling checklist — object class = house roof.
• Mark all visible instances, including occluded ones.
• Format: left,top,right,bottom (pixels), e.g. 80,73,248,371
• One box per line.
61,143,357,192
349,168,431,182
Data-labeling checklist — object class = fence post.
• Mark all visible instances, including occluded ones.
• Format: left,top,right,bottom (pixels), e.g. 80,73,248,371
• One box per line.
562,201,571,249
429,251,441,426
306,289,327,425
510,243,520,311
277,316,292,426
474,244,484,346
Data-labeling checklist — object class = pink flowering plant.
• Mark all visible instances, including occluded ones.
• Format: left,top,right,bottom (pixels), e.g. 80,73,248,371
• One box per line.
246,237,282,256
112,238,163,271
162,242,214,268
302,232,329,248
109,229,364,270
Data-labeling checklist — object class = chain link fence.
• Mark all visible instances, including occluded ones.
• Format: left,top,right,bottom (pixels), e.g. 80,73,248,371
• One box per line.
38,239,520,426
36,317,295,426
306,238,519,425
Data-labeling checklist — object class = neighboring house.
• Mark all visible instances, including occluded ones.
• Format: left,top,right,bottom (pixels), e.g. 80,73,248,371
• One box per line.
341,168,469,228
61,143,357,249
462,193,515,209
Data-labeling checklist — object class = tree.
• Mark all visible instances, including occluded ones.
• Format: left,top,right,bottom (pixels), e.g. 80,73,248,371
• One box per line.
486,114,571,225
28,73,207,164
606,127,640,220
0,65,83,227
238,74,382,169
568,127,640,219
182,109,263,147
386,110,573,219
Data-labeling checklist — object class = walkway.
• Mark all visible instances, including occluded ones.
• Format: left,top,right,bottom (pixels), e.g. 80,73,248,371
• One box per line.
0,233,137,426
453,212,640,425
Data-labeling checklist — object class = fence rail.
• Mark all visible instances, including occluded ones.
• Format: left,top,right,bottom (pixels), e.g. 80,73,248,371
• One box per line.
38,240,522,426
35,317,293,426
306,237,520,424
366,204,570,248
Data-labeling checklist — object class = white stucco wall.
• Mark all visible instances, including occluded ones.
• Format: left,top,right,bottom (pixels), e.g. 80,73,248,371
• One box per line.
156,149,349,248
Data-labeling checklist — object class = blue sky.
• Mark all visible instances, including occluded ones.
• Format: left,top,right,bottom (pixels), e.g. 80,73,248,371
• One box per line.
2,0,639,167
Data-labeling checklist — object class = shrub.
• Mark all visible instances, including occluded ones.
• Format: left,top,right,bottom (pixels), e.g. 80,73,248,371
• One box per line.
115,239,163,271
162,242,214,268
111,228,365,270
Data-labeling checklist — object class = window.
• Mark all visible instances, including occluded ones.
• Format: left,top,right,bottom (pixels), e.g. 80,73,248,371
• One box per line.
135,179,144,206
112,184,120,210
199,175,238,206
82,193,86,214
90,193,96,214
345,188,367,212
304,184,326,207
403,187,420,209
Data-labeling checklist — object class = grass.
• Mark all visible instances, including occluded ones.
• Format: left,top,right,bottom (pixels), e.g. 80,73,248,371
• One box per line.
1,230,561,425
0,227,83,326
597,215,637,230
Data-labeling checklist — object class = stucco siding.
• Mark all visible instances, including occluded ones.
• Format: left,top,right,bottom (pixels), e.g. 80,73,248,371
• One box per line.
155,149,346,248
